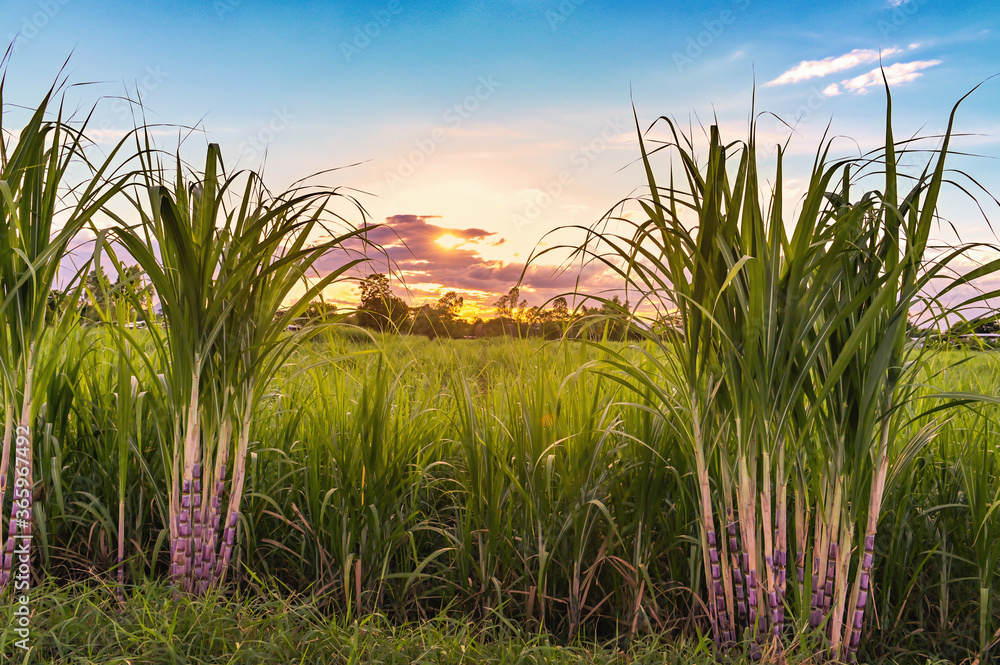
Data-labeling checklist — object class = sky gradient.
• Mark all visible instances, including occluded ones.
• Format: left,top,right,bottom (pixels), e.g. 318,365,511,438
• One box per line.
3,0,999,317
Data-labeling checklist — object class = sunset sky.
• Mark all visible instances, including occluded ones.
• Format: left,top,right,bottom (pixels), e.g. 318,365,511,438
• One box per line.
3,0,999,317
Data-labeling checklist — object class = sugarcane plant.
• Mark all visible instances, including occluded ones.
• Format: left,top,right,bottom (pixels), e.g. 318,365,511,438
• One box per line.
100,137,372,594
556,78,999,661
0,68,128,592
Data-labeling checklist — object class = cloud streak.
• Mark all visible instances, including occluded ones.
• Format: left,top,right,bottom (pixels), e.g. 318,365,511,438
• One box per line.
837,59,942,94
767,48,902,86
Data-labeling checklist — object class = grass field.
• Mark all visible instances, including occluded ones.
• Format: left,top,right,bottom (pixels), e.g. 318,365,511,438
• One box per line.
3,71,999,664
3,331,998,664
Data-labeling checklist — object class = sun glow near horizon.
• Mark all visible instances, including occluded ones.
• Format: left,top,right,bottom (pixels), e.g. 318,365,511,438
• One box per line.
435,234,466,250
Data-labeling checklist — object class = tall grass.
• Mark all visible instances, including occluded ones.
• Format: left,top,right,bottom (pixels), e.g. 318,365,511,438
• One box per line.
14,327,1000,660
98,139,372,593
550,80,1000,660
0,65,129,589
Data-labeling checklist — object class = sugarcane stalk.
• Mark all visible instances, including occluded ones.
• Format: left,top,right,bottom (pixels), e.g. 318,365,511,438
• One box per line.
190,461,205,593
171,370,201,591
718,513,736,648
843,396,892,661
811,493,827,629
692,390,727,649
829,520,853,658
0,403,14,584
721,461,740,646
1,364,34,589
760,448,779,647
166,389,183,585
814,477,842,628
774,444,788,635
824,539,838,616
203,416,232,588
738,447,763,641
794,487,807,604
217,391,253,586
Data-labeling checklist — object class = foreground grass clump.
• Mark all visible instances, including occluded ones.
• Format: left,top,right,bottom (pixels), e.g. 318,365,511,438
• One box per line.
550,81,1000,660
100,140,372,596
0,576,967,664
0,576,738,665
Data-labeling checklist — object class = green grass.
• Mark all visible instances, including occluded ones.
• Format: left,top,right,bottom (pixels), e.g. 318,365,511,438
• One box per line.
0,563,972,664
0,574,962,665
16,333,999,663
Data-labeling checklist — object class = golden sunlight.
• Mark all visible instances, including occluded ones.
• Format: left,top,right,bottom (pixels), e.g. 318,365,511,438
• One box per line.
435,233,465,249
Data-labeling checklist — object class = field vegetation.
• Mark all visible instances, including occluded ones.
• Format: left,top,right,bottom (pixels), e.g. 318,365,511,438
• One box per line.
1,64,999,664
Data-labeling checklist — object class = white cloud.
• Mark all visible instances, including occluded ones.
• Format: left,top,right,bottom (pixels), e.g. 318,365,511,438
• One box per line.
840,59,941,94
767,47,902,86
823,83,842,97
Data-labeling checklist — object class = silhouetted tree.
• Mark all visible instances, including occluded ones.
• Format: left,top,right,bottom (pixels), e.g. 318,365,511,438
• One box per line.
356,273,409,331
80,264,154,324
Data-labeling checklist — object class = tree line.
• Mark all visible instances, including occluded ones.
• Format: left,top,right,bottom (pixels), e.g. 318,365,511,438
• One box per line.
66,269,645,340
351,273,641,340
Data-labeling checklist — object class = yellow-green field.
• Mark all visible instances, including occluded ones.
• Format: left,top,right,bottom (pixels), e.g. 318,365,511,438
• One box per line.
6,332,997,663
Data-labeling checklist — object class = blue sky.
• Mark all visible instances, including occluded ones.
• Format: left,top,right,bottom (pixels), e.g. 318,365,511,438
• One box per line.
3,0,999,313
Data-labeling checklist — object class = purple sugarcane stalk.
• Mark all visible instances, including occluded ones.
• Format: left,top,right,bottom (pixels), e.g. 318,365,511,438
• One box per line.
2,399,35,590
716,499,736,647
737,454,762,640
823,541,837,615
728,514,747,639
172,377,201,592
721,474,741,645
0,416,14,587
843,399,892,661
172,476,193,592
1,376,34,589
203,463,226,587
810,510,826,629
794,493,807,602
217,412,252,587
830,522,854,659
843,540,873,663
708,529,732,647
760,452,778,644
690,393,724,649
0,481,21,588
774,463,788,637
191,463,205,592
200,419,232,591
